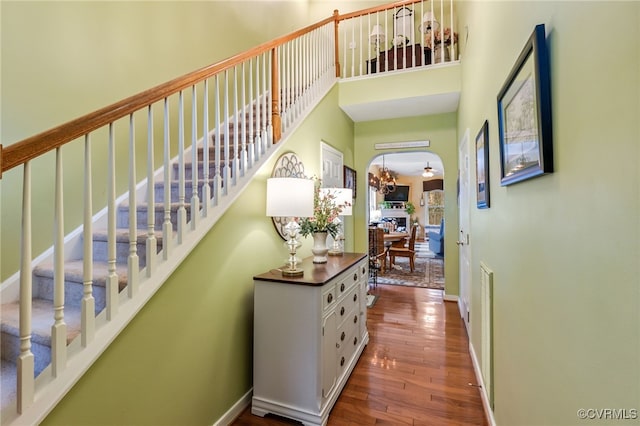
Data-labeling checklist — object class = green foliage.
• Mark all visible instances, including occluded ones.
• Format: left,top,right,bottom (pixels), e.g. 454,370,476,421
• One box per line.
299,178,351,238
405,201,416,216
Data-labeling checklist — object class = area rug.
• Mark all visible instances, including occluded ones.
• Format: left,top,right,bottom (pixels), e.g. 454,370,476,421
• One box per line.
375,241,444,290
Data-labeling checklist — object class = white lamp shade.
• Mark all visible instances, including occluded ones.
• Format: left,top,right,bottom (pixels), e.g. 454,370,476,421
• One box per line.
320,188,353,216
419,12,440,32
369,24,386,44
266,178,314,218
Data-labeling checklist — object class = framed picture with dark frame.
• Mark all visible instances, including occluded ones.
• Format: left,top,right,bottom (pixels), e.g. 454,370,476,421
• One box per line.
476,120,490,208
497,23,553,186
343,166,357,198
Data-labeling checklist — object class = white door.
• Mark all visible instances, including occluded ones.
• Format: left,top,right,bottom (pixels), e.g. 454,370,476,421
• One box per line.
320,141,343,188
458,129,472,333
321,142,344,249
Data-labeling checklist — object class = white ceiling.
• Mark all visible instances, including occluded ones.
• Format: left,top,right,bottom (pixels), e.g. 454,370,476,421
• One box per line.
341,92,460,122
369,151,444,178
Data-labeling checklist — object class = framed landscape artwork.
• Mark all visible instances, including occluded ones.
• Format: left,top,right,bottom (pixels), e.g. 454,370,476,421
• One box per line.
497,23,553,186
476,120,490,208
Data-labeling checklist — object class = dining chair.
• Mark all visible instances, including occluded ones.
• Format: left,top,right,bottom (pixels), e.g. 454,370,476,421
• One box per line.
388,225,418,272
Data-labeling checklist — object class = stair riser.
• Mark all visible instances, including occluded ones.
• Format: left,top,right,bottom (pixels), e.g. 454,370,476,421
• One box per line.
173,162,218,181
92,238,162,266
1,333,51,376
153,181,215,203
117,205,193,231
33,276,108,315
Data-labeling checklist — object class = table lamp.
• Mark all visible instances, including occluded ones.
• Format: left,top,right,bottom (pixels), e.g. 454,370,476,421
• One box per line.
266,177,314,277
369,24,386,53
321,188,353,256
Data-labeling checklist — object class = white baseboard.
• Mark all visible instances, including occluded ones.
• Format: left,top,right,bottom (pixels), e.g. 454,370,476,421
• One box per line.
443,292,458,302
212,388,253,426
469,343,496,426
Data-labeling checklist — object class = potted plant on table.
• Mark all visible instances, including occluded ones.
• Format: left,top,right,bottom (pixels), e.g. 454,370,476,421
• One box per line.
299,178,351,263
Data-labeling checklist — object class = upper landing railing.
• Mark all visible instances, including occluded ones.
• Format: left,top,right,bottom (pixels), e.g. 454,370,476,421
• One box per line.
0,0,456,424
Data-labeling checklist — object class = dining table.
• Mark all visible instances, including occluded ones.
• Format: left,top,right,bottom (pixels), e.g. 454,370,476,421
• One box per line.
383,231,409,248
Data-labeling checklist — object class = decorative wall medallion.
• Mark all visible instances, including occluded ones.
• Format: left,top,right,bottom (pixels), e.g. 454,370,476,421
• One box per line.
271,152,307,240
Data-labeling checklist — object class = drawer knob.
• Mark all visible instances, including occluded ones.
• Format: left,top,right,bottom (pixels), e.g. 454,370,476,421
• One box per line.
362,266,366,274
340,356,345,367
340,306,345,316
340,283,345,292
353,273,357,281
353,294,358,302
327,293,333,304
354,336,358,346
341,331,346,341
353,315,358,324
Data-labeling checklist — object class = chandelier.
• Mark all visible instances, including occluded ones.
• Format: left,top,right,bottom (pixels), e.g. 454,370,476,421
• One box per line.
377,155,397,195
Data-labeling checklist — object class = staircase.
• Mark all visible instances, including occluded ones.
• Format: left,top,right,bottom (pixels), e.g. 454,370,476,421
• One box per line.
0,98,272,414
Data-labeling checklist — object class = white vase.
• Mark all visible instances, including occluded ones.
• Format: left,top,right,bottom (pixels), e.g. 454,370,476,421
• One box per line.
311,232,329,263
433,44,451,63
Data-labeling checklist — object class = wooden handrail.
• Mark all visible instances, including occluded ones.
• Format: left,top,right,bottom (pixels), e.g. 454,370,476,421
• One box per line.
0,14,337,177
1,1,430,177
336,0,423,21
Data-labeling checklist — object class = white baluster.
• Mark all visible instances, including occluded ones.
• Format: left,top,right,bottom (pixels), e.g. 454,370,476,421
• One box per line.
18,161,34,413
248,58,256,163
106,123,118,320
191,86,201,228
162,97,173,260
146,105,157,276
440,1,444,63
254,56,262,158
128,114,139,296
82,134,95,346
223,70,230,196
359,19,363,76
201,81,211,211
177,91,187,242
266,54,273,145
450,0,454,61
351,21,356,77
51,147,67,377
242,63,250,171
261,52,268,151
232,66,239,185
214,74,222,204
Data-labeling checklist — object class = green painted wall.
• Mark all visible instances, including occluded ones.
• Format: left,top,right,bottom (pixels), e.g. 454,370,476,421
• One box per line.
456,1,639,425
0,0,312,281
41,84,355,425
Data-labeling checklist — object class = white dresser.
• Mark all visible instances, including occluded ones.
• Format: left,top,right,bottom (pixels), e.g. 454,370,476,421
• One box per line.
252,253,369,426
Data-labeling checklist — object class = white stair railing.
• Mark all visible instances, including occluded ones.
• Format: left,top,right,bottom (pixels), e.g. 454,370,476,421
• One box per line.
1,18,338,426
338,0,458,79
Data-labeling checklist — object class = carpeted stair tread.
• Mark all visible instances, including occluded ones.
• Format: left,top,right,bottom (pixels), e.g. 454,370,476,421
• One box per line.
1,298,82,347
33,260,128,290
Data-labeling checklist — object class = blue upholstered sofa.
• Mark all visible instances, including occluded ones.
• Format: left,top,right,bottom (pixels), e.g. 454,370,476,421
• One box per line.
428,219,444,256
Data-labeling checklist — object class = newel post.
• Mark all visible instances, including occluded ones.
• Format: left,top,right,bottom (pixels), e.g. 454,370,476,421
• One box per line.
271,48,281,143
333,9,341,78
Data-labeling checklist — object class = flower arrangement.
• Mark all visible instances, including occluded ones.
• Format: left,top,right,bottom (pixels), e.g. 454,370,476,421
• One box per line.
299,178,351,238
391,35,409,48
424,28,458,49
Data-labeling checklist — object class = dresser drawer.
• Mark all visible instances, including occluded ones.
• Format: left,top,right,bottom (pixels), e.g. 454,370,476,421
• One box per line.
322,284,337,312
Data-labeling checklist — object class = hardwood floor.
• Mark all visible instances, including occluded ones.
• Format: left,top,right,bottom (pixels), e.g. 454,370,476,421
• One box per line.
232,284,488,425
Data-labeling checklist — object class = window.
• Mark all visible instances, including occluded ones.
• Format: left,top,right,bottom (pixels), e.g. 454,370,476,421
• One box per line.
426,190,444,225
